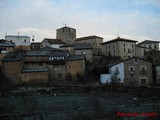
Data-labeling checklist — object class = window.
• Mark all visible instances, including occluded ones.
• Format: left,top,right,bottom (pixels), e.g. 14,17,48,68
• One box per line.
109,45,110,49
141,78,147,85
113,49,115,53
105,46,107,49
132,44,134,48
133,58,139,64
128,49,131,53
24,39,26,42
154,44,157,49
58,73,62,79
113,44,115,48
123,43,125,47
140,66,147,74
149,45,152,49
69,65,71,68
132,49,134,52
124,49,125,52
129,66,135,75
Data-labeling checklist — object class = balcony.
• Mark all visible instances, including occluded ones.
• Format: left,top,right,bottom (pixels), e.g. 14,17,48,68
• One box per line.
129,70,135,75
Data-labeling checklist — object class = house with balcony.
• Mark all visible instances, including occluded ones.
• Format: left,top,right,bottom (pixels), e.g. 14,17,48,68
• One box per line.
100,57,153,87
123,57,153,87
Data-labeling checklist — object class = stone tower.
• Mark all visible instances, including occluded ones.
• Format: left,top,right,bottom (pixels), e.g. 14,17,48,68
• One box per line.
56,26,76,44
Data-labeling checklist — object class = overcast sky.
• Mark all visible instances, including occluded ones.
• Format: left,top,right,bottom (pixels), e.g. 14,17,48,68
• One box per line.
0,0,160,42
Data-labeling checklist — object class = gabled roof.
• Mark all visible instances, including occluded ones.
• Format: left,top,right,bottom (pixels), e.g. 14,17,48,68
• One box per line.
123,56,151,63
76,35,103,41
42,38,66,44
138,40,160,45
101,37,138,45
56,26,76,31
144,49,160,54
0,39,15,47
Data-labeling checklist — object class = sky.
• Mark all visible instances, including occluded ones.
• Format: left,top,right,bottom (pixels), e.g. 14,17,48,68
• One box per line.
0,0,160,42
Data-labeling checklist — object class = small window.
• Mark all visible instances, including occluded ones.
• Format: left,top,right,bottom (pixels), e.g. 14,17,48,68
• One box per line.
132,49,134,52
24,39,26,42
123,43,125,47
134,58,139,64
69,65,71,68
132,44,134,48
141,78,147,84
149,45,152,49
154,44,157,49
124,49,125,52
58,73,62,79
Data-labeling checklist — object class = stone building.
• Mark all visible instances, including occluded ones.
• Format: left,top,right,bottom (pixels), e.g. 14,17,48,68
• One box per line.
135,40,160,58
5,35,30,50
123,57,153,87
56,26,76,44
101,37,137,59
41,38,66,49
0,39,15,71
30,42,42,50
2,52,24,84
66,55,85,80
75,35,103,56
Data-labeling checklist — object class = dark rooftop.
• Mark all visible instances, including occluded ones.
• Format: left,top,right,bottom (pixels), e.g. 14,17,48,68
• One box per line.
138,40,160,45
2,52,24,62
22,68,49,73
60,44,75,47
76,35,103,41
101,37,138,45
74,43,92,50
0,39,15,47
43,38,66,44
25,50,48,56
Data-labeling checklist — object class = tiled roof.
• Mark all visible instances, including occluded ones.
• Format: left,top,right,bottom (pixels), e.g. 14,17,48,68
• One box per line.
101,37,138,45
76,35,103,41
25,50,48,56
0,39,15,47
67,55,84,61
74,43,92,50
22,68,49,73
138,40,160,45
43,38,66,44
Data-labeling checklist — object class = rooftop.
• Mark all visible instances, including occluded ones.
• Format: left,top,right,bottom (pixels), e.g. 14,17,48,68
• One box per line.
74,43,92,50
25,50,48,56
138,40,160,45
76,35,103,41
22,68,49,73
101,37,138,45
5,35,30,38
60,44,75,47
56,26,76,31
0,39,15,47
2,52,24,62
43,38,66,44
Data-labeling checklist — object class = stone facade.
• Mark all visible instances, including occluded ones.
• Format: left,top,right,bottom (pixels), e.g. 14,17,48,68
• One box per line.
101,37,137,59
66,55,85,80
124,57,153,87
75,35,103,56
56,26,76,44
